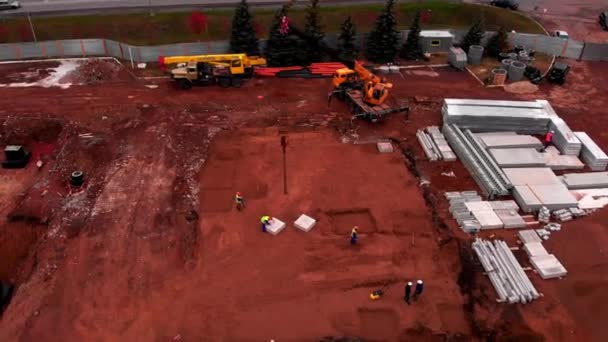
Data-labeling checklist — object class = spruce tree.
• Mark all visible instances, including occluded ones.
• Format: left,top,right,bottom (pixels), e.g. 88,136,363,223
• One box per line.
264,6,304,66
337,16,358,66
485,26,510,58
400,11,423,60
230,0,260,56
303,0,326,63
365,0,400,63
460,16,485,53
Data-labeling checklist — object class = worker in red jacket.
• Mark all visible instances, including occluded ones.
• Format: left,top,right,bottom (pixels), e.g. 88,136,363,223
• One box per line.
541,130,554,152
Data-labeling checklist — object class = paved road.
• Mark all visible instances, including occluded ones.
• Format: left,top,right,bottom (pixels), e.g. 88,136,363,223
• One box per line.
6,0,384,14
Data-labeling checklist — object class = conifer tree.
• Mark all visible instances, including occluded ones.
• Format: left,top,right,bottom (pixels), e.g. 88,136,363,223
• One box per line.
400,11,423,60
264,6,304,66
230,0,260,55
485,26,510,58
460,16,485,53
303,0,326,63
365,0,400,63
337,16,358,66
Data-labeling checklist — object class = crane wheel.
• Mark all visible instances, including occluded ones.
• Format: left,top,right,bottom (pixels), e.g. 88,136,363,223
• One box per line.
219,78,231,88
231,77,243,88
178,79,192,90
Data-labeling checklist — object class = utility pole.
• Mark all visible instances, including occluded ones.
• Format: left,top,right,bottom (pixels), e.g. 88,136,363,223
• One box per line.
27,13,37,42
281,136,288,195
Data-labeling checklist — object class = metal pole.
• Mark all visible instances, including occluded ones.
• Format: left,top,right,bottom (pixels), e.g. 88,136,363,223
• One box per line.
281,136,287,195
27,13,37,42
128,47,134,69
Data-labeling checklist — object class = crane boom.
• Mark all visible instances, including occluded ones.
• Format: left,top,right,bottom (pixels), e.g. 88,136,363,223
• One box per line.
159,53,267,68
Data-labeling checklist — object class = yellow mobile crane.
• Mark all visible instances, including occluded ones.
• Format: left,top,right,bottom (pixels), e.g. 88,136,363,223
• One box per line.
159,53,267,89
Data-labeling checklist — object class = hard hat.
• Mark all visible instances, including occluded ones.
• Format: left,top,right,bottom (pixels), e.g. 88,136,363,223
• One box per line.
236,192,242,195
407,282,413,286
550,130,555,133
417,280,423,284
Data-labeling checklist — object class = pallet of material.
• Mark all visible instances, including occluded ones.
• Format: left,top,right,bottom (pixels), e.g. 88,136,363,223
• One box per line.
523,242,549,257
530,254,568,279
561,172,608,189
574,132,608,171
495,209,527,228
518,229,542,244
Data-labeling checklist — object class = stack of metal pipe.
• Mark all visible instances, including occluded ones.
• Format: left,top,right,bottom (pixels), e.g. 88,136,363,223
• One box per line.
417,129,441,161
472,238,541,304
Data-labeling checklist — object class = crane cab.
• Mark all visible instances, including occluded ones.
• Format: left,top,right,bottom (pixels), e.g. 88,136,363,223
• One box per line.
332,68,358,88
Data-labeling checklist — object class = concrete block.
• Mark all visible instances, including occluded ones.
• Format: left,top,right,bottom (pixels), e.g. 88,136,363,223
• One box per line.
266,218,286,235
465,201,494,212
471,209,503,229
377,142,394,153
495,209,526,229
530,254,568,279
294,214,317,232
523,242,549,257
518,229,542,244
489,148,546,168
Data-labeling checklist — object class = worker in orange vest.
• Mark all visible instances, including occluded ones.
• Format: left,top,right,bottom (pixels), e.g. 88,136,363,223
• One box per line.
541,130,554,152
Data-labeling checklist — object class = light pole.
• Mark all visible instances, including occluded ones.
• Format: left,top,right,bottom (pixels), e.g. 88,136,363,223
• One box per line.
27,13,37,42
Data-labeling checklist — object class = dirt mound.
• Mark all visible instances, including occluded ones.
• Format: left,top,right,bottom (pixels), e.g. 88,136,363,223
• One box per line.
72,59,132,84
504,81,539,94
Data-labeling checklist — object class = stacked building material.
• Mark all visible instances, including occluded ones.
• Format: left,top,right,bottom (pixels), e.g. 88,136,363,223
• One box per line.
544,222,562,231
426,126,457,161
518,229,542,244
569,207,587,217
536,228,551,240
254,62,347,78
443,124,511,198
489,148,546,168
530,254,568,279
489,200,519,210
254,66,304,77
446,191,481,233
472,238,540,304
574,132,608,171
307,62,348,76
561,172,608,189
478,134,542,149
541,146,585,170
504,168,578,212
548,117,581,156
523,242,548,257
537,206,550,223
573,188,608,209
448,47,467,70
465,201,504,229
494,209,527,228
417,129,441,161
552,209,573,222
442,99,552,134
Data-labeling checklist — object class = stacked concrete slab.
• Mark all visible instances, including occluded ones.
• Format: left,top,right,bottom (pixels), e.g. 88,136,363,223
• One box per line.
574,132,608,171
489,148,546,168
294,214,317,232
472,238,540,304
518,229,542,244
561,172,608,189
442,99,552,134
443,125,512,198
446,191,482,233
478,134,543,149
530,254,568,279
494,209,527,228
426,126,457,161
548,117,581,156
505,168,578,212
465,201,504,229
541,146,585,170
571,188,608,209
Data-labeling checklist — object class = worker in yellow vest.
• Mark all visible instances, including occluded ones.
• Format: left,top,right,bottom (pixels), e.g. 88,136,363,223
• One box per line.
260,215,272,233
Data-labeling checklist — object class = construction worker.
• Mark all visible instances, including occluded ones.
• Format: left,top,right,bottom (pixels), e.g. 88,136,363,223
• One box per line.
235,192,245,210
350,226,358,245
404,282,413,305
540,130,554,152
260,215,272,233
414,280,424,300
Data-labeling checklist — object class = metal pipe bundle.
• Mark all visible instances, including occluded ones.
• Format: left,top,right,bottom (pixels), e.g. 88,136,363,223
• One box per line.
472,238,540,304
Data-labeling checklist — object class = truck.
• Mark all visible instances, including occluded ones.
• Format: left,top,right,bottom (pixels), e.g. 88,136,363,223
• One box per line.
159,54,267,89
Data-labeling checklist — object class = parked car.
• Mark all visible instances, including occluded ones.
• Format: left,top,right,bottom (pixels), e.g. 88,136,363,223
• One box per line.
490,0,519,10
0,0,20,10
600,12,608,31
553,30,570,40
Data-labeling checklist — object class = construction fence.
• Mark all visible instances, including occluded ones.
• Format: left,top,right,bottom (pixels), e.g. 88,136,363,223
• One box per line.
0,30,606,63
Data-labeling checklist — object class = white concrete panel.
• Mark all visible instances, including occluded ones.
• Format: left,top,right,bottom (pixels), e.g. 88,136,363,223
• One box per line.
294,214,317,232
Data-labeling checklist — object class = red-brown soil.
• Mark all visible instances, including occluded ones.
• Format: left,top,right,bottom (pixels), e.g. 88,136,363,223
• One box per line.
0,58,606,341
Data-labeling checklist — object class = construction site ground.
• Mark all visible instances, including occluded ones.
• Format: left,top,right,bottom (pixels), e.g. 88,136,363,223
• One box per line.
0,58,607,341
